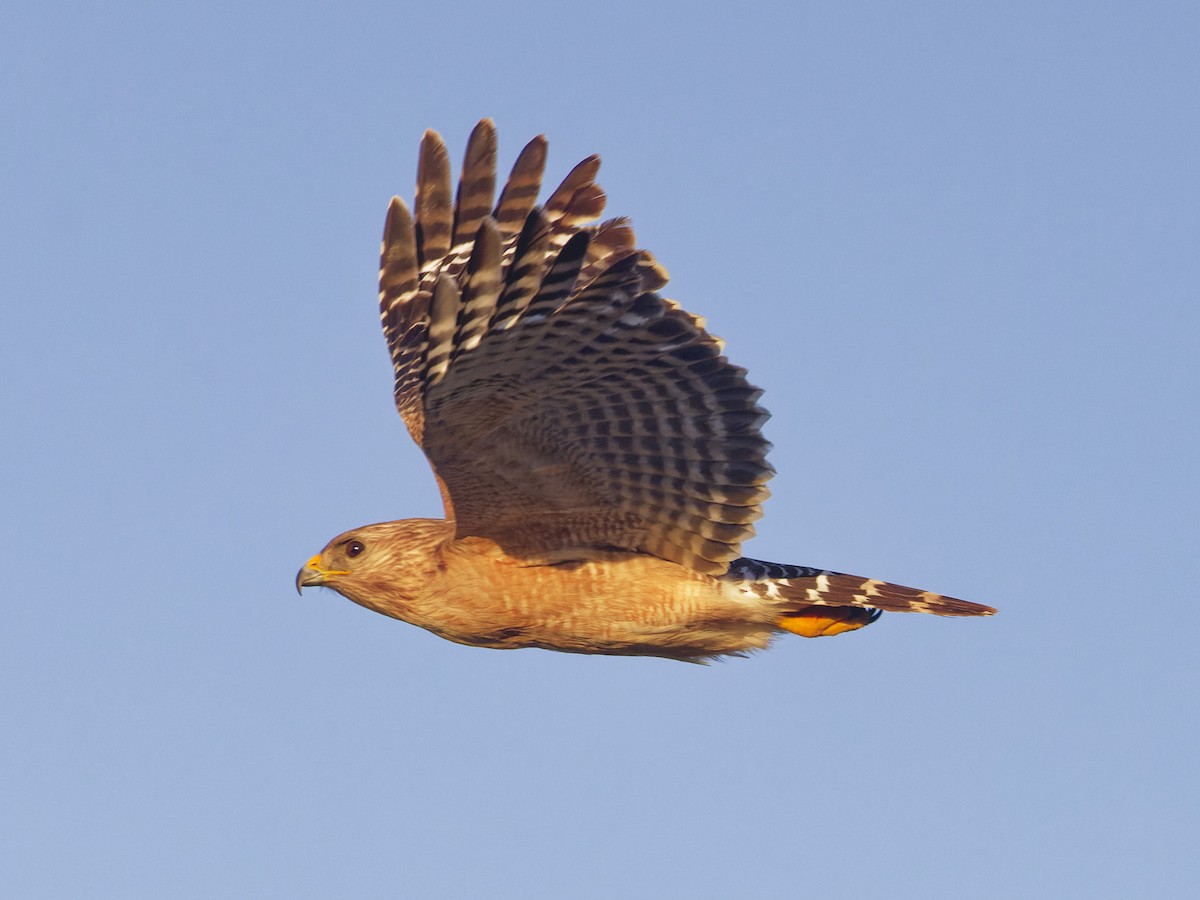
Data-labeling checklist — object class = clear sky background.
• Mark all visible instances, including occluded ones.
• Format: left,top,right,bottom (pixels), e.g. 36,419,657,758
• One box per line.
3,2,1197,897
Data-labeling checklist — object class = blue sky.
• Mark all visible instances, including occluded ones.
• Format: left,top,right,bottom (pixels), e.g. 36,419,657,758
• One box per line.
3,2,1197,897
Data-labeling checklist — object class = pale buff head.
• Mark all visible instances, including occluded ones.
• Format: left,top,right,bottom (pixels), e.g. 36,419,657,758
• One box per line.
296,518,451,618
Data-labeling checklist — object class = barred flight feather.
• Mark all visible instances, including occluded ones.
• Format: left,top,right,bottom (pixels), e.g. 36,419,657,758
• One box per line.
450,120,497,254
493,135,546,239
414,130,452,267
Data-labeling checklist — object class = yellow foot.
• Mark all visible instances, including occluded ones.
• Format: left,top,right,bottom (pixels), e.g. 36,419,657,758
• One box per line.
777,606,880,638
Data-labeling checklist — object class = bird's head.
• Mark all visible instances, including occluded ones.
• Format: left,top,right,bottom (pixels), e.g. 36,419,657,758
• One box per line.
295,518,452,617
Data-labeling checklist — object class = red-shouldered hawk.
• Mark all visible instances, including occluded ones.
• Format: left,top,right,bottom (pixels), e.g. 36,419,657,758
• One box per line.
296,120,994,661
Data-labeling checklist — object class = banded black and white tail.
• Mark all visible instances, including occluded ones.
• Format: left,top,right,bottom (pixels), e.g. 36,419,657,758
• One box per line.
724,557,995,617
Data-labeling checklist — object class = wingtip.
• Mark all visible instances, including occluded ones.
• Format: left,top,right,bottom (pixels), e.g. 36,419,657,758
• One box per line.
382,196,414,249
419,129,450,167
386,194,410,218
578,153,602,176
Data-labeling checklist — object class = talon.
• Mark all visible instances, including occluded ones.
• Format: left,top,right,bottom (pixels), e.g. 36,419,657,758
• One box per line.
778,606,880,638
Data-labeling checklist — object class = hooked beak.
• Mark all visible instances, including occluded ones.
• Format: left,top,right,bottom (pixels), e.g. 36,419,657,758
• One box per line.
296,554,332,594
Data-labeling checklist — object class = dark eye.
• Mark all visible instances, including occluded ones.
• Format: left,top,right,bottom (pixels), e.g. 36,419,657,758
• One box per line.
346,540,365,558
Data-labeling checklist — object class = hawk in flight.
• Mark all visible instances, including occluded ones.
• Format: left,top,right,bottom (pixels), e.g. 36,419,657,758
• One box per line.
297,120,994,661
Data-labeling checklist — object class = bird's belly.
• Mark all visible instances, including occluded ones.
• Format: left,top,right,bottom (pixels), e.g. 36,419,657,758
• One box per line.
428,550,774,660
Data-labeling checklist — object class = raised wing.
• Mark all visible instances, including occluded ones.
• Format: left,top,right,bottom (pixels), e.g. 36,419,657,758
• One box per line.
378,119,773,575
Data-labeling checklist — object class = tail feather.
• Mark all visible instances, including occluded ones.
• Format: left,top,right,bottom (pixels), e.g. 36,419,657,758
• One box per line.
724,557,996,618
